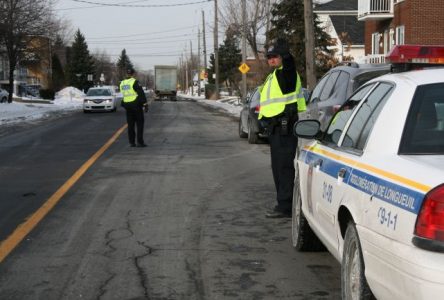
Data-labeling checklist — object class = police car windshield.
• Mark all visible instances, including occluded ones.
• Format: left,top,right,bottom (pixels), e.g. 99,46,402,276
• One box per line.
400,83,444,154
87,89,111,96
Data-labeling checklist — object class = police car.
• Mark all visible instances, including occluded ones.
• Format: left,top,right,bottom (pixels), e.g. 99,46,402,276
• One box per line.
292,54,444,298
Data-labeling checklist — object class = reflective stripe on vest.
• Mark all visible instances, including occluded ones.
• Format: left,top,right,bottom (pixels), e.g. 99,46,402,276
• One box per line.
258,70,306,119
120,78,138,103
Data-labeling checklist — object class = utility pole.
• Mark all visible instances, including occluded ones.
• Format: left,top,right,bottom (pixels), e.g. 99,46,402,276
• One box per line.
202,10,207,71
304,0,317,89
198,28,201,96
190,40,194,96
214,0,219,100
241,0,247,100
185,45,189,94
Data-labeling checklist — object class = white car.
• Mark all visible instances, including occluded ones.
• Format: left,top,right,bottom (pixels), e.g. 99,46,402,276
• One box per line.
0,88,9,103
83,87,120,113
293,68,444,299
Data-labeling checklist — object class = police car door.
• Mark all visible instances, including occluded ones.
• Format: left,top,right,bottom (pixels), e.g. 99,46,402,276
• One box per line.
308,84,378,253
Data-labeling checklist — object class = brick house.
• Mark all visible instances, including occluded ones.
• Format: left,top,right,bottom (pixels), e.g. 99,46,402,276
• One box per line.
314,0,365,62
358,0,444,63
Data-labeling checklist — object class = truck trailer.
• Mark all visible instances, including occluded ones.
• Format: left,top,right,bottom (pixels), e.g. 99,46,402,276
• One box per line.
154,65,177,101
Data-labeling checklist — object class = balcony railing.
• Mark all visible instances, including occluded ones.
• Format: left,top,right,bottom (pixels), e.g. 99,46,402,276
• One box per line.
358,0,394,20
363,54,386,64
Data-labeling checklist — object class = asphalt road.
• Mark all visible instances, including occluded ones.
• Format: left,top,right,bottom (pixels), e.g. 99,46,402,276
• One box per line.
0,98,341,299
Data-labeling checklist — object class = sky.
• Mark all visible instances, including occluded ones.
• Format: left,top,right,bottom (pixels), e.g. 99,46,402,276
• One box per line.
54,0,218,72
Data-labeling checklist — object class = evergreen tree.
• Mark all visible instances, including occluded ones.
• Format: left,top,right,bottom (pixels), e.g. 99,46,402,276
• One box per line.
66,29,95,92
218,32,242,95
208,30,242,94
116,49,134,81
51,54,65,92
267,0,337,84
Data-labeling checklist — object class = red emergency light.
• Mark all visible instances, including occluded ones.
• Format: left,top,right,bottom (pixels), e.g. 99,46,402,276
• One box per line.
386,45,444,64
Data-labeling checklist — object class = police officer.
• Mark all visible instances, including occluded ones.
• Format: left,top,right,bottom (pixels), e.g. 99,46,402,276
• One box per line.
120,68,148,147
259,38,306,218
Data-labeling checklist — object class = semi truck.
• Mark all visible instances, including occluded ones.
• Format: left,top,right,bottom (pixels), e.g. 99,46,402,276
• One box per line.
154,65,178,101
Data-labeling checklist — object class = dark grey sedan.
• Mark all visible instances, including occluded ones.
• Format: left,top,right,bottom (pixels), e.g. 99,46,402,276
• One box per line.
238,87,267,144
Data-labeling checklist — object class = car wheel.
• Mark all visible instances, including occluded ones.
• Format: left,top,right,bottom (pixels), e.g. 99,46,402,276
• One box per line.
239,118,247,138
292,169,325,251
341,222,374,300
247,119,259,144
1,96,6,103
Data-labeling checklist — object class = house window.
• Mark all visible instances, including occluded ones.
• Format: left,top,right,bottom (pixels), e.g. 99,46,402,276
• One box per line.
384,30,389,54
372,32,380,54
390,28,395,49
396,25,405,45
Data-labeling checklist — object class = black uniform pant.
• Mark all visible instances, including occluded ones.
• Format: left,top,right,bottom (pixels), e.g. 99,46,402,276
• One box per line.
268,129,298,214
125,107,145,145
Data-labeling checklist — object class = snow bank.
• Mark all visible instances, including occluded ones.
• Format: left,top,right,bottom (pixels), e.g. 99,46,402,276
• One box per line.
53,87,85,107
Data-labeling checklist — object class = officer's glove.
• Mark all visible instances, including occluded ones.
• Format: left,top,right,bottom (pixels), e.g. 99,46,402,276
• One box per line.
143,104,149,113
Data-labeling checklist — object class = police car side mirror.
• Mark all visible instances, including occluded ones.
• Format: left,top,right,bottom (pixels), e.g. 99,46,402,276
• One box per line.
294,120,321,138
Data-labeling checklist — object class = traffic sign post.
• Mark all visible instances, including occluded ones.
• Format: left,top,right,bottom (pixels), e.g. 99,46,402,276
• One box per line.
238,63,250,74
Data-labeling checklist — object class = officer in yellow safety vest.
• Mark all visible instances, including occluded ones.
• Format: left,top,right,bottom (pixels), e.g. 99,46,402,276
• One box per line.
120,68,148,147
259,38,306,218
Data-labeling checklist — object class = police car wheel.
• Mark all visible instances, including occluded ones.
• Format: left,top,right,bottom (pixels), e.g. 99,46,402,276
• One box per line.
341,222,374,300
247,119,259,144
239,119,247,138
291,171,325,251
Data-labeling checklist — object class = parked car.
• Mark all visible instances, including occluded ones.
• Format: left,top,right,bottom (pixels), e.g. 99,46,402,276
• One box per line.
83,87,120,113
0,88,9,103
301,62,391,130
293,68,444,299
238,87,266,144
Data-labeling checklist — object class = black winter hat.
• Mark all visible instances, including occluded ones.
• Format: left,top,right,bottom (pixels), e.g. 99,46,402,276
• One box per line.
266,38,289,58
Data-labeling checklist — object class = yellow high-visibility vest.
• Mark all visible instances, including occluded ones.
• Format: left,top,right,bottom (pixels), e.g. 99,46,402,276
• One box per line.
259,69,306,119
120,78,138,103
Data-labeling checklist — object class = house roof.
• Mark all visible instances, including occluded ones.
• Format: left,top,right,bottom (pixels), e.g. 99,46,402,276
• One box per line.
314,0,357,11
330,15,364,45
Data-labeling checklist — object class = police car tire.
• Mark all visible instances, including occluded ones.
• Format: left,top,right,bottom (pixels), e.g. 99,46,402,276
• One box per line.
239,119,247,138
292,172,325,252
341,222,374,300
248,119,259,144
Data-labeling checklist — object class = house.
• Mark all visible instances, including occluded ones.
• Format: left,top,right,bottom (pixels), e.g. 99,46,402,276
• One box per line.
0,36,52,97
358,0,444,63
314,0,365,62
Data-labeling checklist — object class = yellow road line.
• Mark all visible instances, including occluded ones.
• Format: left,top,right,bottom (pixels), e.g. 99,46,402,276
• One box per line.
0,124,128,263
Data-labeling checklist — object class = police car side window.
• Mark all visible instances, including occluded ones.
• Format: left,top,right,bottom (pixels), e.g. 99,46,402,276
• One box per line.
345,83,394,150
323,84,376,146
320,71,340,101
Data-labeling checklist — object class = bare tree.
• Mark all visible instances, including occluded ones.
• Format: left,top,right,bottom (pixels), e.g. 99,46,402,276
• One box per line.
220,0,275,60
0,0,53,103
92,50,118,86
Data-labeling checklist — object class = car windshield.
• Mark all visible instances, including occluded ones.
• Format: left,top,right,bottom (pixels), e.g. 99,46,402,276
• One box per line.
400,83,444,154
87,89,111,96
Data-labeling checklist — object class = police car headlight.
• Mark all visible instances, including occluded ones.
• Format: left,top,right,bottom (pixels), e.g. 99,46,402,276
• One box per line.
104,99,112,103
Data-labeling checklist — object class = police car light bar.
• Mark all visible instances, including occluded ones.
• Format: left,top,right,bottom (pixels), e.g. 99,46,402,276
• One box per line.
386,45,444,64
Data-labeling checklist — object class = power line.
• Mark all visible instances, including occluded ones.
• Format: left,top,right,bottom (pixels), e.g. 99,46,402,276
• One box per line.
86,25,198,40
70,0,213,8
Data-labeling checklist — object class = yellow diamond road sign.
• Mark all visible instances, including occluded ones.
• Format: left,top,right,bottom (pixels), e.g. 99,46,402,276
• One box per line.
239,63,250,74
